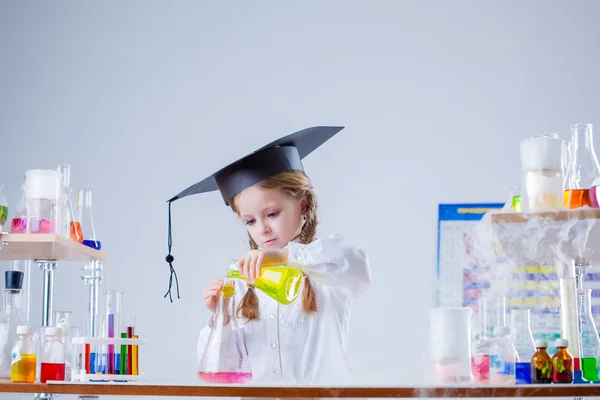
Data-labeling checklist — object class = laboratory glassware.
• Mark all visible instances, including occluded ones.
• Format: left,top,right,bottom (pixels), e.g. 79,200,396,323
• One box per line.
198,276,252,384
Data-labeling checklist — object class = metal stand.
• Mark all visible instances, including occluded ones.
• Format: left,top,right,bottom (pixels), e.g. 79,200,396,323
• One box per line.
35,260,57,400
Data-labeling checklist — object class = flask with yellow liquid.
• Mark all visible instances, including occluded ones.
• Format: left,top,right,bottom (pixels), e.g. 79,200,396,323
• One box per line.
227,258,303,305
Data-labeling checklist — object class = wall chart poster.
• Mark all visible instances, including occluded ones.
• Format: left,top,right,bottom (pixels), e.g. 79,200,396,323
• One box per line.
436,203,600,353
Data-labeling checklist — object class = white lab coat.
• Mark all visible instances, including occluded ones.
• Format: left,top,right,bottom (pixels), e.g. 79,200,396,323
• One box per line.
197,233,372,394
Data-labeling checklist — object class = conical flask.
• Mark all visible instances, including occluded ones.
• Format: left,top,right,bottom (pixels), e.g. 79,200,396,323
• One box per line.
77,189,101,250
226,259,303,305
197,276,252,384
565,123,600,208
55,165,83,242
577,289,600,382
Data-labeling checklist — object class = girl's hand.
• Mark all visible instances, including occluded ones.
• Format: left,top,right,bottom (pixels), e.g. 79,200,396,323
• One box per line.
203,279,224,314
236,249,288,284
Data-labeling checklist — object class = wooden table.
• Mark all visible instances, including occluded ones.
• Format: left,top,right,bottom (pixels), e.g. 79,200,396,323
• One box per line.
2,382,600,397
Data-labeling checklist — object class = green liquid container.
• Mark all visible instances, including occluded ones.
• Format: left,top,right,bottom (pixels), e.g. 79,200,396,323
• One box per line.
227,263,303,305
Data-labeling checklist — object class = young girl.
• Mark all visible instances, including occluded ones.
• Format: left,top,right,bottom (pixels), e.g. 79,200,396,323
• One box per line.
165,126,371,385
197,169,372,385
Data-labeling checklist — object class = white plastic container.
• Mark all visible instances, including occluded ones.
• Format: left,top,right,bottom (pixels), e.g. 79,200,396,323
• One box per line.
429,307,473,384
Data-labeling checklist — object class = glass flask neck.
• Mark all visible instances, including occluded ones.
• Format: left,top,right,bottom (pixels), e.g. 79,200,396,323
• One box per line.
4,289,22,308
578,289,593,315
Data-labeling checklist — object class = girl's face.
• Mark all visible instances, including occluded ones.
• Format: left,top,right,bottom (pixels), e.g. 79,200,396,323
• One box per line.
235,185,305,249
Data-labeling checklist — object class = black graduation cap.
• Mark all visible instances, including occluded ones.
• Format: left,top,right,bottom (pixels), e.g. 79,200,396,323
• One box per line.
164,125,344,302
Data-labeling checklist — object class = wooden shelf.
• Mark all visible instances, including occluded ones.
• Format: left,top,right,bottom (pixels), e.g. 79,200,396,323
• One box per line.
0,233,106,261
490,208,600,266
0,382,599,398
491,208,600,224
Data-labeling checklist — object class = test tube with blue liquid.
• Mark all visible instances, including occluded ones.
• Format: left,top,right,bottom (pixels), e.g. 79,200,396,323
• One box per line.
77,189,101,250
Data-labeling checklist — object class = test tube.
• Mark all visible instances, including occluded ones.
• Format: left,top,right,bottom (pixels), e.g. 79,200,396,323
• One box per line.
132,335,139,376
127,316,136,375
104,290,123,375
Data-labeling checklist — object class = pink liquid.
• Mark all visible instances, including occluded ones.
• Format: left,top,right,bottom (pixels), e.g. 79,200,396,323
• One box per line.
471,355,490,383
10,218,55,234
197,371,252,384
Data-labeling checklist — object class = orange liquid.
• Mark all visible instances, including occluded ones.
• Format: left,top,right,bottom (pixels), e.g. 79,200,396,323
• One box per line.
564,189,591,209
70,221,83,243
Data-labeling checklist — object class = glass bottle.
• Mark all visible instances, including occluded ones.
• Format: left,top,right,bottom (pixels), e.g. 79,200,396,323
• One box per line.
531,339,552,384
40,327,65,383
10,325,36,383
55,165,83,242
198,276,252,384
0,271,28,380
489,326,517,385
78,189,101,250
510,309,536,384
564,123,600,208
577,289,600,382
552,339,574,383
226,259,303,305
0,185,8,232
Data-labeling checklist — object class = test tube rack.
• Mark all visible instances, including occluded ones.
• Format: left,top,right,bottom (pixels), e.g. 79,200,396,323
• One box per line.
70,336,146,383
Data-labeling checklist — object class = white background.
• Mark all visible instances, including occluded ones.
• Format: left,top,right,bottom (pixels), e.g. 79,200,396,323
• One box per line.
2,1,600,399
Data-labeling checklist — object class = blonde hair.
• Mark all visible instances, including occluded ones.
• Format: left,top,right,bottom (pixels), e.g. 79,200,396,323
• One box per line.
230,170,318,321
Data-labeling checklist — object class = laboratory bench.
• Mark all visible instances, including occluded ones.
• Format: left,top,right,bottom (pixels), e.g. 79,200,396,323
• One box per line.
0,382,599,398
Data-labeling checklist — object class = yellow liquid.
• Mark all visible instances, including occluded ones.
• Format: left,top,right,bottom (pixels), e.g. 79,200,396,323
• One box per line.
11,354,36,383
221,283,235,298
132,335,139,376
227,264,303,305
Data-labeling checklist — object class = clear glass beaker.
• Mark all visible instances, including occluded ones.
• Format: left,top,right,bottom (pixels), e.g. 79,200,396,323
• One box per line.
577,289,600,382
78,189,101,250
564,123,600,208
55,165,83,242
520,133,567,211
429,306,473,384
24,169,62,234
198,276,252,384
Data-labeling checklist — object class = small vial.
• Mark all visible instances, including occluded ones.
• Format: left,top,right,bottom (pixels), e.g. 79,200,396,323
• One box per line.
552,339,573,383
531,339,552,384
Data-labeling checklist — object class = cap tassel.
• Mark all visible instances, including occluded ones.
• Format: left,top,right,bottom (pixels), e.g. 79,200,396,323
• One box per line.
165,201,180,302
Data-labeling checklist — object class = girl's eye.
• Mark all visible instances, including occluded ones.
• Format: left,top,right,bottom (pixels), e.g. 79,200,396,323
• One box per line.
245,219,255,226
268,211,279,218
